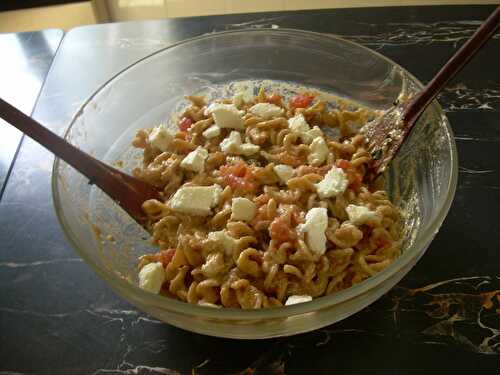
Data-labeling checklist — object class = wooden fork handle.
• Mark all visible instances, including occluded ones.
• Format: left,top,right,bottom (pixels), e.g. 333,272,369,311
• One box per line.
0,98,158,226
403,6,500,124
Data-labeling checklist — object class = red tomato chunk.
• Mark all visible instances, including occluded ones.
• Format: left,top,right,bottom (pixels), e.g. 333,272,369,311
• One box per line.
178,117,193,132
289,94,314,109
219,162,256,192
270,216,297,243
266,94,283,105
336,159,364,191
153,249,176,267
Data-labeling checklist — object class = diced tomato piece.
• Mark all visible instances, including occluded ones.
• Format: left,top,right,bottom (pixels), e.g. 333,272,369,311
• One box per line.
375,237,391,248
231,162,248,178
336,159,363,191
219,161,255,192
350,171,363,191
336,159,352,170
291,211,302,227
225,174,254,192
289,94,314,109
154,249,176,266
269,216,297,243
178,117,193,132
266,94,282,105
249,252,263,264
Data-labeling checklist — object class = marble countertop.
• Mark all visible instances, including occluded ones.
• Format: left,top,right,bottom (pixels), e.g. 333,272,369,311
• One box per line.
0,5,499,375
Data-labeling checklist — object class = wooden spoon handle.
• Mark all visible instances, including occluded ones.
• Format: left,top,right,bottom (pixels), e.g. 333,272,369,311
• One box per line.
403,6,500,124
0,98,158,226
1,98,111,183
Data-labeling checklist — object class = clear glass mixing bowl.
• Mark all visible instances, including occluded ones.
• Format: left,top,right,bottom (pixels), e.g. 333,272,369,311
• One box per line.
52,29,457,339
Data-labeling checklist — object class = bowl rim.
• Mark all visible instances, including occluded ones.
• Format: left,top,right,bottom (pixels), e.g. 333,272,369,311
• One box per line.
52,28,458,320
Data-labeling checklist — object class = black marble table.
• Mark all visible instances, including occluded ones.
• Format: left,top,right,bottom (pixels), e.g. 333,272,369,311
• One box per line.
1,5,499,375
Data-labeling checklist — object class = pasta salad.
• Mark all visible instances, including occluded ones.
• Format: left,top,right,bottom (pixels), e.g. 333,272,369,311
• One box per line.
132,86,403,309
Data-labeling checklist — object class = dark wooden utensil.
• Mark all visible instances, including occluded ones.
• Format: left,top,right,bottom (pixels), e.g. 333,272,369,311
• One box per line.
0,98,160,227
366,5,500,176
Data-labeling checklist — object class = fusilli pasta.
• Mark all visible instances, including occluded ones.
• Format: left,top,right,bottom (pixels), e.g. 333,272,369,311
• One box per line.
135,87,403,309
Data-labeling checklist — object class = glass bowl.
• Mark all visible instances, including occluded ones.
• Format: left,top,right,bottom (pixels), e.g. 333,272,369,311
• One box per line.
52,29,457,339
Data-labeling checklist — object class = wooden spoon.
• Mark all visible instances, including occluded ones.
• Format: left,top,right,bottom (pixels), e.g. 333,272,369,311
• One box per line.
0,98,160,227
366,6,500,176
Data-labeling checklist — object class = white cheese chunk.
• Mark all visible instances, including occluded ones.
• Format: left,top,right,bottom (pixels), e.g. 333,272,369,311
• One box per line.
273,164,294,184
208,230,238,256
249,103,284,120
239,143,260,156
138,262,165,294
220,131,242,154
202,125,221,139
210,184,223,206
169,184,222,216
231,197,256,222
346,204,382,226
288,114,310,133
285,295,313,306
220,131,260,156
233,90,253,108
288,115,323,144
148,126,174,152
300,207,328,255
307,136,329,166
315,167,348,199
307,126,323,140
180,146,208,173
206,103,244,129
201,252,224,278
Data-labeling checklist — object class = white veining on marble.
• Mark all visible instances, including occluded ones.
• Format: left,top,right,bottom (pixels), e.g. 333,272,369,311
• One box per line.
198,17,284,36
350,21,500,49
224,17,284,29
298,276,500,356
0,306,140,321
1,276,497,375
92,365,180,374
0,305,177,373
393,276,500,354
459,167,495,175
0,307,78,319
131,316,163,326
92,338,181,375
439,83,500,112
455,135,500,142
192,358,210,371
92,308,141,316
477,305,500,354
0,258,83,269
